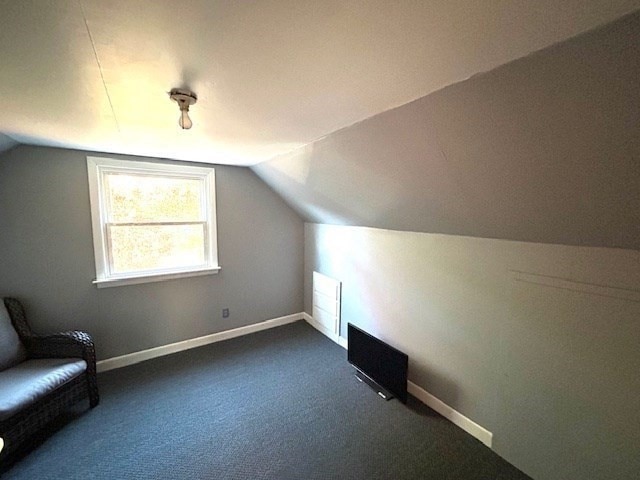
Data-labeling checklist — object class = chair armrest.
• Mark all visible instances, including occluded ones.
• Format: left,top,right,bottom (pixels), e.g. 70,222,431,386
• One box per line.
26,330,97,365
28,330,101,408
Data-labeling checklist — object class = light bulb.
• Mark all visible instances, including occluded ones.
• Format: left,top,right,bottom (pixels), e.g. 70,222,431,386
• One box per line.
178,109,192,130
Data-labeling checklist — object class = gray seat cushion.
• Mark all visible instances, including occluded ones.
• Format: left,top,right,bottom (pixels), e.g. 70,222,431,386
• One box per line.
0,358,87,421
0,302,27,371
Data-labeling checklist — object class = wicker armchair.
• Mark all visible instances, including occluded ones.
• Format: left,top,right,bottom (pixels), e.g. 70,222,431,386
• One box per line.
0,298,99,464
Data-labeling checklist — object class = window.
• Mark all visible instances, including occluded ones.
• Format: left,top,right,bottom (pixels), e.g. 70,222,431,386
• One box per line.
87,156,220,287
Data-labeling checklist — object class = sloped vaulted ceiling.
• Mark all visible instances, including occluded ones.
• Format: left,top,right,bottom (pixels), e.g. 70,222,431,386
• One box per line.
1,2,638,249
253,12,640,250
1,0,640,163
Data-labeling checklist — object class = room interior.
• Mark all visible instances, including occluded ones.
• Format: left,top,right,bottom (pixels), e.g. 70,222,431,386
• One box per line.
1,2,639,479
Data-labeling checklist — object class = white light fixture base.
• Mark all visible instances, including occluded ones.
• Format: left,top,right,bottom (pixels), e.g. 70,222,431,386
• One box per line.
169,88,198,129
170,88,197,107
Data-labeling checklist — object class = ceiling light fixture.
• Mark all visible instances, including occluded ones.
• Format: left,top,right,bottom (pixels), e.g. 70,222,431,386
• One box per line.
169,88,198,130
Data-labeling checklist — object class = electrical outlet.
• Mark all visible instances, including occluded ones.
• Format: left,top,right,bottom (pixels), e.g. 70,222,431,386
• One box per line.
222,308,230,318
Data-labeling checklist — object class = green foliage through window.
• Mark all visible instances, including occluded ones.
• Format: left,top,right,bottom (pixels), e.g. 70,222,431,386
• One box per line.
87,156,218,285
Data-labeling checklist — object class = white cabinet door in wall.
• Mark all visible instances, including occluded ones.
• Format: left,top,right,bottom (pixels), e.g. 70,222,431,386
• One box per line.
312,271,341,335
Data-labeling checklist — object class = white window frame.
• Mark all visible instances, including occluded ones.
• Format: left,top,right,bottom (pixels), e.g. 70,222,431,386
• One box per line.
87,156,220,288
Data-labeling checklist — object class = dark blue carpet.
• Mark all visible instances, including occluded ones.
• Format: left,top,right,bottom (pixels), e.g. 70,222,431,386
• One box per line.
2,321,531,479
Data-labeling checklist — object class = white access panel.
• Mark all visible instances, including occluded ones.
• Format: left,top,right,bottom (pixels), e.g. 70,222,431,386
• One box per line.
312,271,341,335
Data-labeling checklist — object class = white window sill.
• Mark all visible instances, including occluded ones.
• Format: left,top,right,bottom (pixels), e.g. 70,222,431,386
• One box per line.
93,266,221,288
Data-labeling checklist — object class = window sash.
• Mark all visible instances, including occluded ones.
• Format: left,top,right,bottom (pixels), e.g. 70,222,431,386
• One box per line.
87,156,219,287
104,221,210,277
103,172,207,224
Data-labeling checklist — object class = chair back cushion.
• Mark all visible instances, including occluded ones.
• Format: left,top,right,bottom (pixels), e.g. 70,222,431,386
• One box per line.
0,302,28,371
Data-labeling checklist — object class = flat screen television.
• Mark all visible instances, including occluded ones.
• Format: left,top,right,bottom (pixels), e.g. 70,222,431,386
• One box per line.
347,323,408,403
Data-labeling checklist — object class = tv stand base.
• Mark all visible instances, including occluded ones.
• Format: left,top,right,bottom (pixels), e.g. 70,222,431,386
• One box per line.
355,371,394,401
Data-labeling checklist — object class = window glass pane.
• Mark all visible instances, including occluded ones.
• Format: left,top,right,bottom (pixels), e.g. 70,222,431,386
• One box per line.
109,224,206,274
105,173,203,223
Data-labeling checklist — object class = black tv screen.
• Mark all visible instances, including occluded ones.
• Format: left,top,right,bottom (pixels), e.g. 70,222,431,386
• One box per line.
347,323,408,403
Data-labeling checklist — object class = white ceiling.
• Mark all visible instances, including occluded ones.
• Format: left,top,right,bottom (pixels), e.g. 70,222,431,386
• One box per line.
0,0,638,165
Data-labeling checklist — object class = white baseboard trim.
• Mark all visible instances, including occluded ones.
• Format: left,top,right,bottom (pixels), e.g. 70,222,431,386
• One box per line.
303,313,493,448
97,312,304,373
407,381,493,448
303,312,348,349
98,311,493,448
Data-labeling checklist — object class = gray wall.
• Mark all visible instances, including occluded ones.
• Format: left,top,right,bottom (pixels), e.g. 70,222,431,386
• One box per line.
0,133,17,154
250,12,640,480
253,12,640,250
0,145,304,359
306,223,640,480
